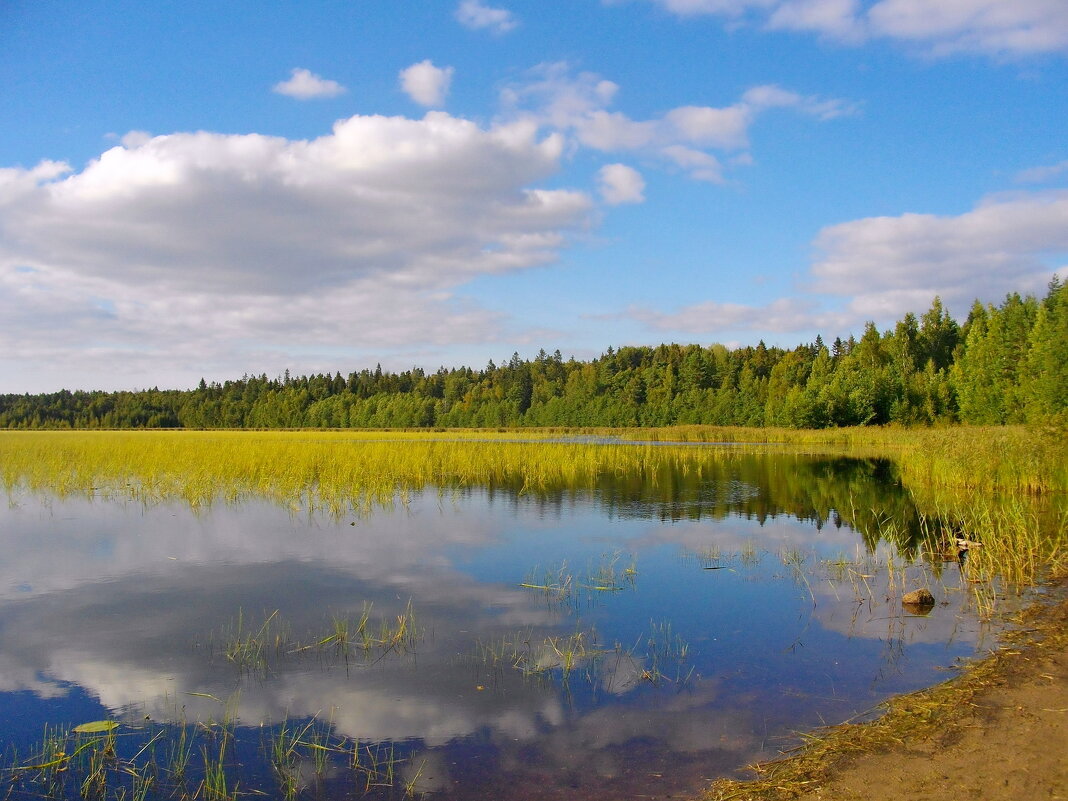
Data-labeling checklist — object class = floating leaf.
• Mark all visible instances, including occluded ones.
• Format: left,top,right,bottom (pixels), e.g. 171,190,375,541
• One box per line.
73,721,119,734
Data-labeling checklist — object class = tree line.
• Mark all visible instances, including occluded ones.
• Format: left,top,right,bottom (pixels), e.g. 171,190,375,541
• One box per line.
3,279,1065,430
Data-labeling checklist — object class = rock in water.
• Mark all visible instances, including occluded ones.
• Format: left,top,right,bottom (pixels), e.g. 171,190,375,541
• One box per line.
902,588,936,609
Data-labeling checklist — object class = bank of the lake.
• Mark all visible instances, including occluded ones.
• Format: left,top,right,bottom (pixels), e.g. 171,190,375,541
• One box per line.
704,584,1068,801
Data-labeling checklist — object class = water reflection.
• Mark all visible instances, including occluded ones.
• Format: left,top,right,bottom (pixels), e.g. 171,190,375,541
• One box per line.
0,454,997,800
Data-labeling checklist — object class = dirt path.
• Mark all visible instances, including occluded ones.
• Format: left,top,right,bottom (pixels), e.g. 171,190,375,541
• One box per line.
705,591,1068,801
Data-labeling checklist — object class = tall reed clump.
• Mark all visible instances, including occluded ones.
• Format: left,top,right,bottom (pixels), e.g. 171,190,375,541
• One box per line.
617,423,1068,598
616,424,1067,495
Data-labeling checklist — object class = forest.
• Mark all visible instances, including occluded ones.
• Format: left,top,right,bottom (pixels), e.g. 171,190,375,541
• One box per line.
2,279,1064,430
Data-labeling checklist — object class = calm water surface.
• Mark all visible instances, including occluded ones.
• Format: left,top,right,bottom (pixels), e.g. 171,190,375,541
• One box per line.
0,454,995,800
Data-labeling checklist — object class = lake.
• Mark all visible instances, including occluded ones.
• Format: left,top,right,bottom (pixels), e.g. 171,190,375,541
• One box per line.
0,448,1000,800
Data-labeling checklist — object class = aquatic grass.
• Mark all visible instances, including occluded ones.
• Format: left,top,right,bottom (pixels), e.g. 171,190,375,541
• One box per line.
520,561,581,615
820,550,878,607
467,627,603,686
313,600,421,662
545,630,593,681
613,424,1068,494
12,723,75,798
315,605,374,656
217,609,288,676
521,553,637,612
740,540,760,567
912,493,1068,617
403,758,428,799
467,622,697,693
778,547,817,609
1,426,1064,609
165,720,194,785
583,550,638,591
1,426,1063,505
3,711,425,800
199,738,235,801
6,722,167,801
637,620,693,687
350,740,403,793
216,603,421,679
0,430,794,514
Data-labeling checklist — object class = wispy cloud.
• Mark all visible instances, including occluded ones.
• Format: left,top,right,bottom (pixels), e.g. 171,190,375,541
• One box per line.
455,0,518,34
639,0,1068,57
630,297,839,334
1015,159,1068,184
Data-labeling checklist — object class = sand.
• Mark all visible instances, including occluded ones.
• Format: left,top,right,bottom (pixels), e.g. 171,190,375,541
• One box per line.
705,589,1068,801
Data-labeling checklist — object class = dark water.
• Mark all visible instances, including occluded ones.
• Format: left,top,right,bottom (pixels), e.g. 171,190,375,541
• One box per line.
0,454,996,800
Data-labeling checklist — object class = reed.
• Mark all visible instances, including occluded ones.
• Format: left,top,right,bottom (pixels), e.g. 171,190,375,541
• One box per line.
0,430,767,511
1,425,1064,600
217,603,422,678
469,627,602,685
468,620,696,692
521,553,637,610
613,423,1068,495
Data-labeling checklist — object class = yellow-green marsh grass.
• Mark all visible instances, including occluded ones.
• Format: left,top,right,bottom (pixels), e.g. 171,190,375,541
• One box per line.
0,430,769,512
613,423,1068,495
1,426,1064,597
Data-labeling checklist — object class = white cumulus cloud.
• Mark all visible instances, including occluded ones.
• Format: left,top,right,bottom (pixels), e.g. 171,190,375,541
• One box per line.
626,189,1068,339
810,190,1068,318
502,63,853,182
0,113,591,391
399,60,455,108
272,67,347,99
455,0,518,34
597,163,646,205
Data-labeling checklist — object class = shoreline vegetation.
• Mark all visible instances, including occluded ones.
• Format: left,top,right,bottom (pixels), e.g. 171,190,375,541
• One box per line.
2,425,1065,595
1,281,1065,432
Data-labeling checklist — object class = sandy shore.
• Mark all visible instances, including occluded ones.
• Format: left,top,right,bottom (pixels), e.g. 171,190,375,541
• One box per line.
705,589,1068,801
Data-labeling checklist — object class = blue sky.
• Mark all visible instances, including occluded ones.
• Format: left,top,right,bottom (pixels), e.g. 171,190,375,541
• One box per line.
2,0,1066,392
